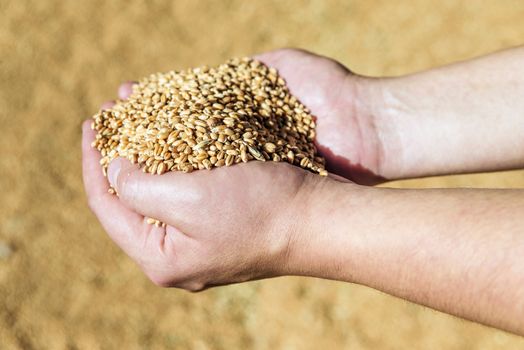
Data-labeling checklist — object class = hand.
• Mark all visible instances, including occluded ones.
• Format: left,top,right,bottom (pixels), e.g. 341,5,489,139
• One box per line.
255,48,388,185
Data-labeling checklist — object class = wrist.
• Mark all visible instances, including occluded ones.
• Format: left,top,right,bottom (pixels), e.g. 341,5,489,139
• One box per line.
352,75,408,181
360,65,524,179
284,176,377,281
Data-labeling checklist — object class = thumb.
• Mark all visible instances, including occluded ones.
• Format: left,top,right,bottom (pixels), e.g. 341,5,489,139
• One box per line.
107,157,204,224
107,158,164,218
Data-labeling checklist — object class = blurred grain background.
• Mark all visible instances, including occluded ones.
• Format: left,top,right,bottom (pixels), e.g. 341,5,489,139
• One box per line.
1,0,524,348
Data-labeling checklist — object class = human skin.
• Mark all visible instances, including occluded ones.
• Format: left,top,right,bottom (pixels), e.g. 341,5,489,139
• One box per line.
82,48,524,335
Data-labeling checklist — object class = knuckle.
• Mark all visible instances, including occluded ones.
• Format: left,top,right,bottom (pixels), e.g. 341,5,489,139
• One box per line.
147,272,172,288
184,282,205,293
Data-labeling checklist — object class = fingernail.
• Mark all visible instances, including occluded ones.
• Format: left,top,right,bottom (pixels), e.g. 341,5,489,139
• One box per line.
107,159,121,188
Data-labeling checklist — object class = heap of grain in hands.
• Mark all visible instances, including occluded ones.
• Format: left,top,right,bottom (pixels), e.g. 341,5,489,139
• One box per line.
92,57,327,184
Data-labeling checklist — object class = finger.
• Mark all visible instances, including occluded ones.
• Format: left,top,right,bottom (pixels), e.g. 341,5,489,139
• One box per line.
82,120,167,261
100,100,116,110
253,48,311,69
107,157,222,227
118,81,137,100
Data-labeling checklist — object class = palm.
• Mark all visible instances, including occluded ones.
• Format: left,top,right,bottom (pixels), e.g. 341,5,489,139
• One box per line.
256,49,383,184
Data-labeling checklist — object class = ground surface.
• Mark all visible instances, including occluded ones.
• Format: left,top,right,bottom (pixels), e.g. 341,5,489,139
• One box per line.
1,0,524,348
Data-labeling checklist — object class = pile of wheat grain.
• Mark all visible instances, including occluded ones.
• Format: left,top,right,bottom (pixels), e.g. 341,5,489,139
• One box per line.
92,57,327,183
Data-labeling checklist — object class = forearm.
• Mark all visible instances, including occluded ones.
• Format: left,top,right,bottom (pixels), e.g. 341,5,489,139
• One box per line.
292,183,524,334
368,47,524,179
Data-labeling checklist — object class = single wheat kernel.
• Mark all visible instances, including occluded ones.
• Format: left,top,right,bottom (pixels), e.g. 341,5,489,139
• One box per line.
146,218,156,225
263,142,276,153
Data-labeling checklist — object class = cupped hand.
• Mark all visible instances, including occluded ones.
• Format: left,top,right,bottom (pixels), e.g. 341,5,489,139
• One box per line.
255,48,387,184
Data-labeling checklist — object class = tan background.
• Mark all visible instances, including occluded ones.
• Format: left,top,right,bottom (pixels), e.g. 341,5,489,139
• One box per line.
1,0,524,348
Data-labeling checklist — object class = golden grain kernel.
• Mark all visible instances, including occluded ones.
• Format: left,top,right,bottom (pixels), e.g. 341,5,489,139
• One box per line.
146,218,156,225
157,162,166,175
225,154,234,166
202,159,212,170
247,145,265,161
300,157,309,168
263,142,276,153
193,140,211,150
287,150,295,163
